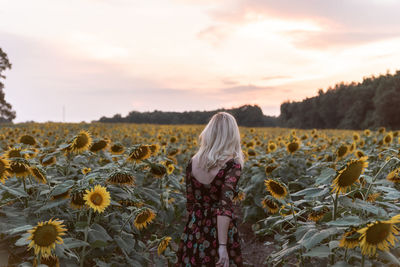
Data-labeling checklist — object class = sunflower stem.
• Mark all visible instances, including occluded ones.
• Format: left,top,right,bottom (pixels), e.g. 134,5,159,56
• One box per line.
333,191,339,221
22,178,28,208
361,255,365,267
119,211,136,235
80,208,92,267
344,248,348,262
364,157,397,201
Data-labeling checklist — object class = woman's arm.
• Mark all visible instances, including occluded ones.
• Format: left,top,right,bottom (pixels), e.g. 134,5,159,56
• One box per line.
216,161,242,245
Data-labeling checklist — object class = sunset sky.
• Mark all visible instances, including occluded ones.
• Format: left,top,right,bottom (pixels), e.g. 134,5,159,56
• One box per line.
1,0,400,123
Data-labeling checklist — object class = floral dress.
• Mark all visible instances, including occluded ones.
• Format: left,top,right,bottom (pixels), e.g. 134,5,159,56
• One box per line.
175,157,243,267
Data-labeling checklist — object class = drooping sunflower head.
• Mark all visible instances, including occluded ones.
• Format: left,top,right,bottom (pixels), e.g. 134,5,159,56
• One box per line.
126,145,151,163
29,166,47,184
40,154,56,167
19,135,37,146
157,236,172,255
336,144,349,159
264,179,287,200
4,147,28,160
339,227,361,249
110,143,125,154
89,139,109,153
70,190,86,209
7,158,31,179
286,141,300,154
83,184,111,213
150,163,167,178
332,156,368,194
148,144,160,156
387,168,400,183
33,254,60,267
134,208,156,230
358,215,400,257
26,218,67,258
70,130,92,153
106,171,136,185
308,207,330,222
261,197,279,214
0,157,11,184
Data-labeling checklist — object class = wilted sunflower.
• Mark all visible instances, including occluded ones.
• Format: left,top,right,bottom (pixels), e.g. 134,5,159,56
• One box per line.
150,163,167,178
358,214,400,257
26,218,67,258
0,157,11,184
157,236,172,255
83,184,111,213
387,168,400,183
339,227,361,249
134,208,156,230
19,135,36,146
265,164,278,175
127,145,151,163
89,139,109,153
8,158,31,178
29,166,47,184
286,141,300,154
70,190,86,209
148,144,160,156
261,197,279,214
336,144,349,159
69,130,92,153
264,179,287,200
110,143,124,154
106,171,136,185
332,156,368,194
33,254,60,267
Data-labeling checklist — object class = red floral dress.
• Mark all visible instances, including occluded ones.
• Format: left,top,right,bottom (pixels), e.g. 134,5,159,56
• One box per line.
175,157,243,267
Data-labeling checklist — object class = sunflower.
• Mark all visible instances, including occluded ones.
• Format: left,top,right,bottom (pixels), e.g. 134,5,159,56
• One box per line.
0,157,11,184
332,156,368,194
26,218,67,258
169,136,178,143
8,158,31,178
29,166,47,184
364,129,371,136
106,171,136,185
233,191,245,203
286,141,300,154
339,227,361,249
261,197,279,214
89,139,109,153
265,164,278,175
353,133,360,142
308,207,329,222
126,145,151,163
51,189,71,200
167,147,180,157
33,254,60,267
267,142,277,153
83,184,111,213
70,190,86,209
358,214,400,257
387,168,400,183
157,236,172,255
4,147,28,159
134,208,156,230
150,163,167,178
383,132,393,145
69,130,92,153
166,164,175,175
110,143,124,154
148,144,160,156
264,179,287,200
247,148,257,157
336,144,349,159
81,167,91,175
354,150,365,159
19,135,36,146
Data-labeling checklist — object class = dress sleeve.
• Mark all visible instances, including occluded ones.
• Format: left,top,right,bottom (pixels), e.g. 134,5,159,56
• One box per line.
216,161,242,219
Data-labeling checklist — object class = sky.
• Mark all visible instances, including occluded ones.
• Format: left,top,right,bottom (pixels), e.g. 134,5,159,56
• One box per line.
1,0,400,123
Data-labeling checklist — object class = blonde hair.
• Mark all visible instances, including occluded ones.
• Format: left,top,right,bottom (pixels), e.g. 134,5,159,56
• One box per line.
194,111,244,172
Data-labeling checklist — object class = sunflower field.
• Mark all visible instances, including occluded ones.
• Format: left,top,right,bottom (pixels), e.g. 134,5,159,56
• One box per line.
0,123,400,267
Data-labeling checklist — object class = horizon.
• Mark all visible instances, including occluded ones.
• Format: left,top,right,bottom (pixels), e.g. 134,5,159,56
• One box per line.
1,0,400,123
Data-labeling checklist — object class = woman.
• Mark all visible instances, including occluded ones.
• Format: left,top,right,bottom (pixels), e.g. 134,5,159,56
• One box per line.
175,112,245,267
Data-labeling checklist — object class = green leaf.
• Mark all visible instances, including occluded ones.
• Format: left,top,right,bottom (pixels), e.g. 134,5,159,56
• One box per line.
0,183,28,198
340,197,387,216
331,261,353,267
303,245,330,258
315,168,336,185
50,180,74,197
35,199,69,213
90,240,108,248
379,251,400,266
300,227,339,250
326,216,364,226
15,232,31,246
7,225,33,235
63,238,90,249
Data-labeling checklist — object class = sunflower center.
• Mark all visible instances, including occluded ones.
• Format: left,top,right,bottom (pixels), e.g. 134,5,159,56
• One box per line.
74,134,89,149
338,161,363,187
365,222,391,244
90,193,103,206
10,162,28,174
136,211,150,224
270,181,285,195
33,224,58,246
288,142,299,153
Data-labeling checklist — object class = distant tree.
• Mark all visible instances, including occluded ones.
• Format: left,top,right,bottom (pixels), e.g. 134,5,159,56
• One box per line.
0,48,16,122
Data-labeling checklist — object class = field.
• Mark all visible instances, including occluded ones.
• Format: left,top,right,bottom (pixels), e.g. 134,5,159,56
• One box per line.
0,123,400,267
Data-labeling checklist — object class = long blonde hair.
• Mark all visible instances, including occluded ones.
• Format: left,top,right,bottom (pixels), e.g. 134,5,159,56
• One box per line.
194,112,244,172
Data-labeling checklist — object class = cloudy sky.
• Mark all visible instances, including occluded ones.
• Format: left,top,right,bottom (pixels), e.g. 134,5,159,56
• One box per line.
1,0,400,123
